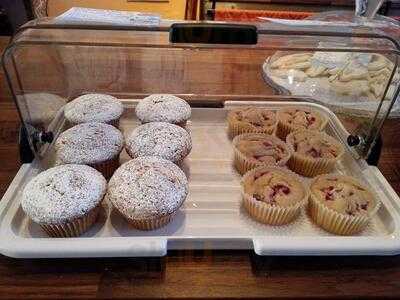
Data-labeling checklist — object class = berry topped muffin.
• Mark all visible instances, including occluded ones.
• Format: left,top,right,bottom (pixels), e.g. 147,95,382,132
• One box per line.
242,166,308,225
309,174,380,235
233,133,292,175
286,130,344,177
135,94,191,127
276,107,327,139
227,107,276,138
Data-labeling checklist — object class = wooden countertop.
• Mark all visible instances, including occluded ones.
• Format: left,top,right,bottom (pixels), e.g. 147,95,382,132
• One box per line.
1,35,400,299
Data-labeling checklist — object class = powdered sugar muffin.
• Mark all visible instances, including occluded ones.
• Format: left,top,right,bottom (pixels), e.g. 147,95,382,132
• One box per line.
55,122,124,179
286,130,344,177
309,174,380,235
276,107,328,139
125,122,192,165
233,133,292,175
227,107,276,138
64,94,123,127
135,94,191,127
21,164,106,237
108,156,188,230
242,166,308,225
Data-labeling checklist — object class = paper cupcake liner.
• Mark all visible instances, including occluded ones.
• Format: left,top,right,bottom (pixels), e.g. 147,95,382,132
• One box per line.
276,120,295,140
175,120,188,129
287,153,337,177
40,206,100,238
125,214,174,231
276,112,328,141
140,120,188,129
308,194,381,235
233,133,292,175
286,130,344,177
91,156,120,180
241,166,309,225
67,118,120,129
227,117,275,139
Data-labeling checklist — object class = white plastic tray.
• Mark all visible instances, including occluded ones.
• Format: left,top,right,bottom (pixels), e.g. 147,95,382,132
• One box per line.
1,101,400,258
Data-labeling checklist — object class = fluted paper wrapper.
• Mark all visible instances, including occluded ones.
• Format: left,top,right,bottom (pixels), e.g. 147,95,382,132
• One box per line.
40,206,99,238
241,166,309,225
276,114,328,140
126,214,174,231
309,194,381,235
91,156,120,180
227,115,275,139
233,133,292,175
286,131,344,178
140,120,187,129
67,117,120,129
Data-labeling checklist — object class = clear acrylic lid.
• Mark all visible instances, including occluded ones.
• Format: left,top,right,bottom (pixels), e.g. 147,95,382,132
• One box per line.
2,17,400,161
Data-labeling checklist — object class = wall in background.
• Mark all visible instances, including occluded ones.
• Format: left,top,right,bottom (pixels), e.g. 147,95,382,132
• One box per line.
48,0,186,19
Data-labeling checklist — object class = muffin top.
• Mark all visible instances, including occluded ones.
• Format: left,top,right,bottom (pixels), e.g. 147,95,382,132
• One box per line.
22,164,106,224
108,156,188,220
64,94,123,124
286,130,343,160
243,167,306,207
125,122,192,163
55,122,124,165
311,174,377,216
277,107,327,131
228,107,276,129
233,133,291,165
135,94,191,124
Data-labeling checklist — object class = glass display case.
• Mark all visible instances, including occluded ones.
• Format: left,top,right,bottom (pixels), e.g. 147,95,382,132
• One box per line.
1,18,400,258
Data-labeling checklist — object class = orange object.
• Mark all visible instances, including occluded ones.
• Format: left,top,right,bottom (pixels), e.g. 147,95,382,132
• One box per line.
214,9,313,21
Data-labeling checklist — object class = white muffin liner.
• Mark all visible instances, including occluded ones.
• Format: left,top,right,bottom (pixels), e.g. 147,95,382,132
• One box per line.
308,175,381,235
286,130,344,177
233,133,293,175
241,166,309,225
40,206,100,238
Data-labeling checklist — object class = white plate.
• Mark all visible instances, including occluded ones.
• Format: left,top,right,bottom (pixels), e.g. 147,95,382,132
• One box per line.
1,101,400,258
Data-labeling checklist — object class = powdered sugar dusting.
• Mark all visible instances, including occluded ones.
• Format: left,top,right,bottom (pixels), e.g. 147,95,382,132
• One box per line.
55,122,124,165
108,156,188,220
135,94,191,124
64,94,123,124
126,122,192,163
22,164,106,224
